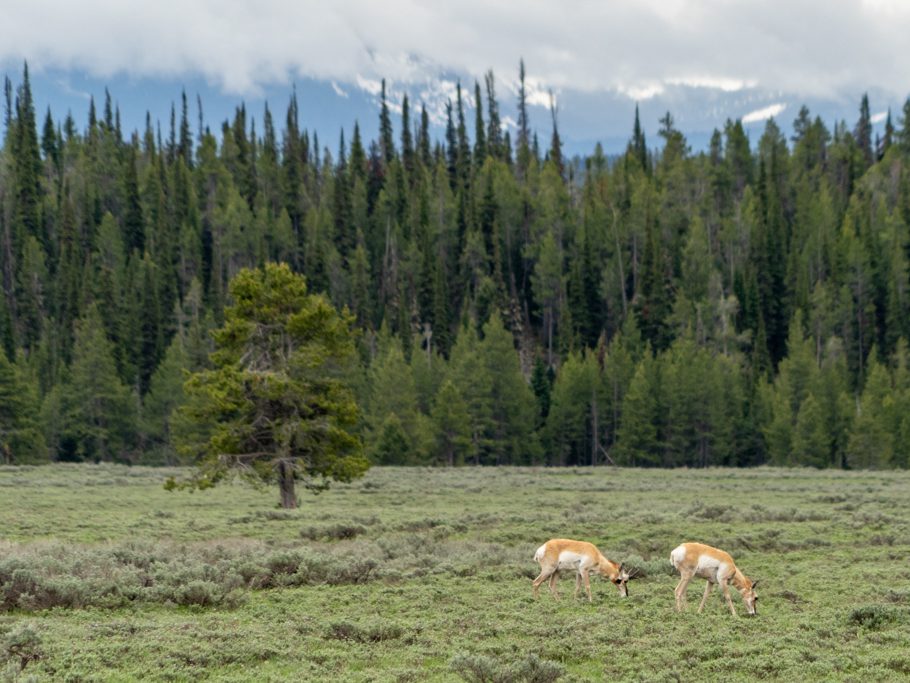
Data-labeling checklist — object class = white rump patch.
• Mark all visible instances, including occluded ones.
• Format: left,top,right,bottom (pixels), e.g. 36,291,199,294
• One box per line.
669,545,687,569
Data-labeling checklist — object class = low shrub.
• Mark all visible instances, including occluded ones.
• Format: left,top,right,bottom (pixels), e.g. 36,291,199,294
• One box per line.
450,654,509,683
848,605,907,630
299,524,367,541
510,654,566,683
0,624,42,673
685,503,734,521
741,506,829,523
170,580,228,607
229,509,298,524
884,590,910,604
450,653,565,683
868,534,896,546
326,620,405,643
396,518,445,532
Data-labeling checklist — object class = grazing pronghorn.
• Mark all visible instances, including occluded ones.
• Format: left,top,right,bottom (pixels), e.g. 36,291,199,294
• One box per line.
532,539,635,602
670,542,759,616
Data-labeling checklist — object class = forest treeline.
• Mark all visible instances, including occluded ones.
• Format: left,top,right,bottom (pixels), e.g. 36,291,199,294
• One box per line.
1,61,910,469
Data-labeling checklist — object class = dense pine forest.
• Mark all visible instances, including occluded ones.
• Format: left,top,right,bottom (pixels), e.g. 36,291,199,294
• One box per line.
1,61,909,470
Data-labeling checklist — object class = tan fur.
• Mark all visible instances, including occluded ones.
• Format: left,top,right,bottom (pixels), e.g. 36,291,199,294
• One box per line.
532,539,629,602
670,542,758,616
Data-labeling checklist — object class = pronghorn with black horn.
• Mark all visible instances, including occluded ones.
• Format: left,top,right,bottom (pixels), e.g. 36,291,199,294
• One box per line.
670,542,759,616
532,539,637,602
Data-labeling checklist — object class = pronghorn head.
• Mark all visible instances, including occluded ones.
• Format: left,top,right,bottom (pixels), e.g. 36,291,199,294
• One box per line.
740,577,759,616
601,561,638,597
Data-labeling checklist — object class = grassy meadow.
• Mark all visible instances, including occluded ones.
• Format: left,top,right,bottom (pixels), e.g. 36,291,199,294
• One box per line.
1,464,909,681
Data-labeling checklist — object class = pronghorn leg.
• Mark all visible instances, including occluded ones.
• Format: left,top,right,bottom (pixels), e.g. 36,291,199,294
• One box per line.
574,572,582,599
548,571,560,599
532,568,554,598
697,581,714,613
675,572,693,611
719,579,737,616
582,570,593,603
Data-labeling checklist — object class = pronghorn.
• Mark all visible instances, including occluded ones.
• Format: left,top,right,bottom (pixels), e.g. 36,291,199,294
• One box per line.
532,539,635,602
670,542,759,616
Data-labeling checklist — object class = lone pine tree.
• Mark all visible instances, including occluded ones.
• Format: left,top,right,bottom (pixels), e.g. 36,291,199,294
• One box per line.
173,263,368,508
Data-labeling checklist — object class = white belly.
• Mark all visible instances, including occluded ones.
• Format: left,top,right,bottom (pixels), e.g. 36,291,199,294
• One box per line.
556,550,595,571
695,555,730,582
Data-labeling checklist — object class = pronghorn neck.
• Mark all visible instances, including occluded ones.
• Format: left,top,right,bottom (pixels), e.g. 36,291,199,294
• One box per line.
731,569,749,591
599,556,620,579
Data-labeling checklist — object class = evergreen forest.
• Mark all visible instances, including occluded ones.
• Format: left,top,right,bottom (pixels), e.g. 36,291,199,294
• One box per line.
2,61,910,470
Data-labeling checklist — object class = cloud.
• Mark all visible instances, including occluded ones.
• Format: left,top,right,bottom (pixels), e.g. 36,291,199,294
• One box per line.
0,0,908,104
742,103,787,123
355,75,382,97
870,111,888,123
666,77,757,92
331,81,349,98
55,77,91,100
524,86,553,109
618,82,666,101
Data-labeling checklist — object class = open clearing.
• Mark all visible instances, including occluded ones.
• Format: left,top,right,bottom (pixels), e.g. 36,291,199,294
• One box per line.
1,465,909,681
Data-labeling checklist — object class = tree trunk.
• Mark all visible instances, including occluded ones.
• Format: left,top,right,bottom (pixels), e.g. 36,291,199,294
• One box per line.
278,460,297,509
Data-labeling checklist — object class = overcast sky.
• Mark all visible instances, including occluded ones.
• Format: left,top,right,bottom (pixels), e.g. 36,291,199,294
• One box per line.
1,1,907,153
2,0,907,100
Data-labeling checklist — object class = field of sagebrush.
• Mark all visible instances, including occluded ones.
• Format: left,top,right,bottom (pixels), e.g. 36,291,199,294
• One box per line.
1,464,909,681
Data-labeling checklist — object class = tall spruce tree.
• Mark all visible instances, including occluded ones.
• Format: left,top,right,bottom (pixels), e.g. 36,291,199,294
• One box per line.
630,104,648,172
379,79,395,165
431,379,471,466
485,70,502,160
516,59,531,179
616,354,660,466
0,351,46,463
174,264,368,508
60,305,136,462
855,93,873,169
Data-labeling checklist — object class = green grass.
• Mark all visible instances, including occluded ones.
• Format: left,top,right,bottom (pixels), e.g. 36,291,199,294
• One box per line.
2,464,910,681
